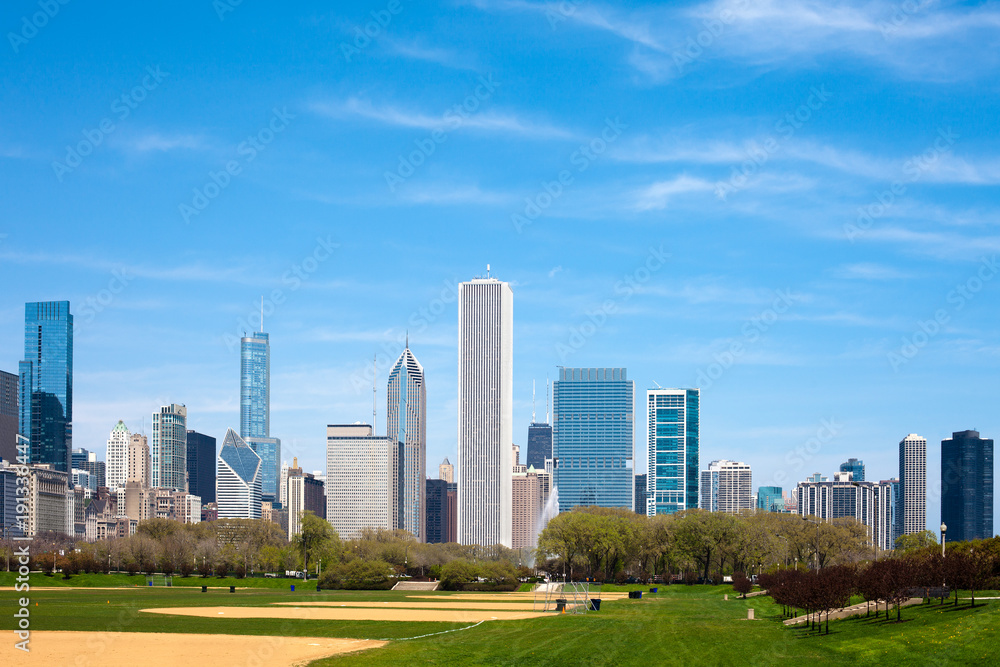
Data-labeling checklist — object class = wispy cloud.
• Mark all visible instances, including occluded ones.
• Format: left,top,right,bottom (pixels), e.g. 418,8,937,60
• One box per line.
832,263,914,281
632,174,717,210
120,132,209,153
384,37,478,70
310,98,576,139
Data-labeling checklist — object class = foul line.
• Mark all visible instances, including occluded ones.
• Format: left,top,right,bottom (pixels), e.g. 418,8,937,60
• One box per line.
372,618,492,641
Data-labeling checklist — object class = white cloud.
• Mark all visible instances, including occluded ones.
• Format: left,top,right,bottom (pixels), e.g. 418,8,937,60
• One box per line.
632,174,717,210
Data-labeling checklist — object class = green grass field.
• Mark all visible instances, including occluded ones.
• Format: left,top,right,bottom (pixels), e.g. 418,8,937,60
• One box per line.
2,574,997,665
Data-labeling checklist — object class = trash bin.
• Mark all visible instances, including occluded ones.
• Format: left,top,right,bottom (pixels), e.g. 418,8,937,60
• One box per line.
555,598,567,612
628,590,643,599
316,585,321,592
290,584,295,592
229,586,236,593
201,586,208,593
590,599,602,611
649,587,658,593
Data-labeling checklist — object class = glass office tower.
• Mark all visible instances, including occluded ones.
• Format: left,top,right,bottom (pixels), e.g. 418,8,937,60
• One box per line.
647,388,699,515
19,301,73,478
241,332,269,439
387,344,427,541
757,486,784,512
839,458,866,482
941,430,994,543
241,331,280,502
553,367,634,512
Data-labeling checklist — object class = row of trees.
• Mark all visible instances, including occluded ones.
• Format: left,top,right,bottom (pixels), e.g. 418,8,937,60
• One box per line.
759,538,1000,634
536,507,875,582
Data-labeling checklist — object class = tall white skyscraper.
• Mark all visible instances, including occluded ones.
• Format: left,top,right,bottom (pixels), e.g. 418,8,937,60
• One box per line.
217,429,262,519
457,275,513,547
387,344,426,541
898,433,927,536
700,460,752,513
151,404,187,491
326,424,390,539
106,420,131,491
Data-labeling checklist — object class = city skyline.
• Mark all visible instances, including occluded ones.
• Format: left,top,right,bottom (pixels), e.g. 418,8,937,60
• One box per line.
3,2,1000,534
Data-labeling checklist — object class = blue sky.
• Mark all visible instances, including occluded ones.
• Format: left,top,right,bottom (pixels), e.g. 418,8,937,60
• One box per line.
2,0,999,532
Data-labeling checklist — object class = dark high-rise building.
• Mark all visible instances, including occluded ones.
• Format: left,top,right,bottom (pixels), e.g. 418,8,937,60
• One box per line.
526,422,552,472
186,430,217,504
19,301,73,479
426,478,448,544
941,430,994,543
839,458,865,482
71,448,106,488
634,473,648,515
303,474,325,520
0,371,17,463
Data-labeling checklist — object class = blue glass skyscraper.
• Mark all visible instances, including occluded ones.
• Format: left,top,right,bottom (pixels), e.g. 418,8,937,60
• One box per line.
941,430,994,543
756,486,784,512
241,331,280,501
647,388,699,515
241,332,269,439
839,458,865,482
552,367,634,512
19,301,73,478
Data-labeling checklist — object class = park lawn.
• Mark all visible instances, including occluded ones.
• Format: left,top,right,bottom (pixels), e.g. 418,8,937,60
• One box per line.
1,579,997,665
0,571,317,589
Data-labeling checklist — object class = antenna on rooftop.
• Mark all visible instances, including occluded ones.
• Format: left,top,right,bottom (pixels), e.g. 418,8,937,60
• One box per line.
545,375,550,424
532,380,536,423
260,295,264,333
373,354,377,432
652,380,662,389
487,263,491,278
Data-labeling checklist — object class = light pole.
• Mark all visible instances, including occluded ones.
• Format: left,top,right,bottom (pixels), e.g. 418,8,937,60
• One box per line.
940,523,947,558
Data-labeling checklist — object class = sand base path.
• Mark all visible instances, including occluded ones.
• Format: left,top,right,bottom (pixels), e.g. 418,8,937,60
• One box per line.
142,605,550,622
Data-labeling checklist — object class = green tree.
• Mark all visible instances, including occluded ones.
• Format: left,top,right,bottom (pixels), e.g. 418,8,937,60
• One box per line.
895,530,938,554
296,511,336,577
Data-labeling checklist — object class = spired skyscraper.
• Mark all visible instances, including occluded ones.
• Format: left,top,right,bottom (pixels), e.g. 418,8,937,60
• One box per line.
897,433,927,537
387,343,426,541
526,379,552,472
646,388,699,515
553,368,634,512
941,430,994,543
457,274,513,547
241,330,280,502
19,301,73,478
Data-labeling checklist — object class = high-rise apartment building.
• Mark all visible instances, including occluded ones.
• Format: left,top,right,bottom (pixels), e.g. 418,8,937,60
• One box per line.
457,275,513,547
387,344,426,541
151,404,187,491
898,433,927,536
439,458,454,483
0,370,17,463
186,430,217,504
512,468,541,549
797,472,894,550
248,437,280,501
426,478,449,544
839,458,865,482
216,429,262,519
553,367,634,513
941,430,994,543
285,457,326,539
756,486,784,513
19,301,73,478
646,388,699,515
71,448,105,489
701,460,752,513
106,421,131,491
326,424,390,539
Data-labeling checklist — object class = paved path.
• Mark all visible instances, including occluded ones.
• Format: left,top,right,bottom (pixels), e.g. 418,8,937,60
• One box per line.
783,597,922,625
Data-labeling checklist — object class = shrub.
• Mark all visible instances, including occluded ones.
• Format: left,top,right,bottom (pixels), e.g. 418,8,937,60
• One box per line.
319,559,394,590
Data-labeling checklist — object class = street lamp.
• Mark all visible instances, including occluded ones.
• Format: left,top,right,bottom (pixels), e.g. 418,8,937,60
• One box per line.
940,523,947,558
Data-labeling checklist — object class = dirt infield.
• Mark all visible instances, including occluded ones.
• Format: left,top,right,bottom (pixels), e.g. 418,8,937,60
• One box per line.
0,631,385,666
408,593,631,602
275,600,541,611
142,606,550,622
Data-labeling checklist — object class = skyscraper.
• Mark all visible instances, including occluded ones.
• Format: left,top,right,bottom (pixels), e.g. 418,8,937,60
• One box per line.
216,429,262,519
127,433,150,488
387,344,426,541
512,468,541,549
241,331,280,502
457,275,513,547
941,430,994,543
326,424,390,539
106,421,131,491
756,486,784,513
646,388,699,515
426,478,449,544
186,430,217,504
439,457,454,483
19,301,73,478
71,448,105,488
553,367,634,512
526,378,552,472
897,433,927,537
839,458,865,482
797,472,894,549
701,460,752,513
151,404,187,491
241,331,269,439
0,370,17,463
634,473,648,515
